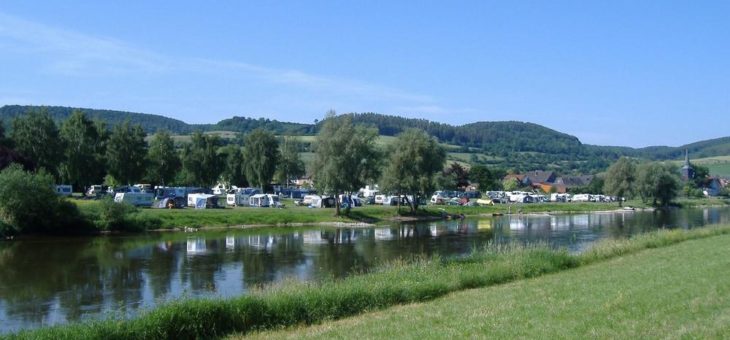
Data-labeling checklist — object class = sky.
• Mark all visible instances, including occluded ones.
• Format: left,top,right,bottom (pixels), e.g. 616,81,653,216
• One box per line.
0,1,728,148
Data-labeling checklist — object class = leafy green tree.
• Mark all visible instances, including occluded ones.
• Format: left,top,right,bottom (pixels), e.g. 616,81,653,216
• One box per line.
275,137,305,187
603,157,636,206
220,146,248,187
10,109,64,179
59,110,104,192
146,131,180,186
0,165,87,236
106,121,148,185
502,178,519,192
0,119,13,148
242,129,279,191
312,112,381,216
636,162,680,206
381,129,446,212
181,132,223,187
691,163,710,187
469,165,500,191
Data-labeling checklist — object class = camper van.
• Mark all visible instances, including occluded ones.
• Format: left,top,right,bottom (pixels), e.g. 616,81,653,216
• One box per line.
114,187,153,207
226,188,260,206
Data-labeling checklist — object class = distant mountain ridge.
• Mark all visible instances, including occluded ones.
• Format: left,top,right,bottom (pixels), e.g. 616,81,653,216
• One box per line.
1,105,728,163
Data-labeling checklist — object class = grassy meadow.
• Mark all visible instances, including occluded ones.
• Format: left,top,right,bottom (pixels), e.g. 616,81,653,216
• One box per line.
9,224,730,339
246,229,730,339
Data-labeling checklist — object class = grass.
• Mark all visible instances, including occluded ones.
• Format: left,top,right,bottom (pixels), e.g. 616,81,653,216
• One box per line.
247,230,730,339
8,224,730,339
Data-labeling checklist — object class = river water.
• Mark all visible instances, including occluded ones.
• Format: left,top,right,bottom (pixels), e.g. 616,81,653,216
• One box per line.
1,206,729,332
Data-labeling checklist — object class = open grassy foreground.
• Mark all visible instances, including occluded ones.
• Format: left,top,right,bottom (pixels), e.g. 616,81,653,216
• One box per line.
7,225,730,339
245,232,730,339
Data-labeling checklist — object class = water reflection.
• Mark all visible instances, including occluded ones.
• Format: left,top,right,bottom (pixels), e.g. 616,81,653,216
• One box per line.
1,206,730,332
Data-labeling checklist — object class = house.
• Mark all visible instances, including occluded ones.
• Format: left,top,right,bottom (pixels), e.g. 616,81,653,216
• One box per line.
555,175,594,190
704,177,723,197
292,175,313,188
523,170,557,185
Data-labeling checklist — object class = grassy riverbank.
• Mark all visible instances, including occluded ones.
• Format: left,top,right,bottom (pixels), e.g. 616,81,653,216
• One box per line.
8,224,730,339
248,228,730,339
71,198,659,230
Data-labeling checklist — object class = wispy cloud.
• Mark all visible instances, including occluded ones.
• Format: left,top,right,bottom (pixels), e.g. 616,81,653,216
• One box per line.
0,11,436,107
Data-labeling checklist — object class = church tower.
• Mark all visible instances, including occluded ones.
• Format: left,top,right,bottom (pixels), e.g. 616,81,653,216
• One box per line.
680,149,695,181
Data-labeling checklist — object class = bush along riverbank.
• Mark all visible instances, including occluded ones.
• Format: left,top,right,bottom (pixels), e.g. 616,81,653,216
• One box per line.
8,224,730,340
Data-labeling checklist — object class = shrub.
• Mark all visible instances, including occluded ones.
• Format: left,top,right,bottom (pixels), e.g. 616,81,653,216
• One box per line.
0,164,91,235
93,198,161,232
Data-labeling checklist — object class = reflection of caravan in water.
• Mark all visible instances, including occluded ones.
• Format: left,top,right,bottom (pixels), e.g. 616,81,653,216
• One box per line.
186,238,207,254
247,235,274,250
302,230,327,244
509,216,528,230
226,236,236,250
374,227,395,240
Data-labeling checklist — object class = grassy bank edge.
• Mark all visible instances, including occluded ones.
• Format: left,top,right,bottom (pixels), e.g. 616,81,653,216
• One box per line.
7,224,730,340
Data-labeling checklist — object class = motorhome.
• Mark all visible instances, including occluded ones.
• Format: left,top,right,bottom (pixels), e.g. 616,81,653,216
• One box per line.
114,187,153,207
572,194,592,202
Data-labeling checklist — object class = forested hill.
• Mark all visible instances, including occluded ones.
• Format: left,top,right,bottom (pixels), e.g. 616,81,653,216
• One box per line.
346,113,582,154
0,105,200,133
0,105,314,135
2,105,728,162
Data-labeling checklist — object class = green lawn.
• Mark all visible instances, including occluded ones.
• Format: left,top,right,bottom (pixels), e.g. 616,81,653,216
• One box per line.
245,232,730,339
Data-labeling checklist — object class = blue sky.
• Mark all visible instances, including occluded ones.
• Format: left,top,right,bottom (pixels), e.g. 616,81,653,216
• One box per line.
0,1,728,147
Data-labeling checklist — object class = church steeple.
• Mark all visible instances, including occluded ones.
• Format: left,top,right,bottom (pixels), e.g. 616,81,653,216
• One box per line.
681,149,694,181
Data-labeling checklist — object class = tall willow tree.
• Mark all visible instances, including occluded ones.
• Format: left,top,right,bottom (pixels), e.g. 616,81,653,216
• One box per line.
59,110,103,192
243,129,279,191
146,131,180,186
603,157,636,206
106,121,148,185
312,112,380,216
275,137,305,187
381,129,445,212
11,109,64,179
181,132,223,187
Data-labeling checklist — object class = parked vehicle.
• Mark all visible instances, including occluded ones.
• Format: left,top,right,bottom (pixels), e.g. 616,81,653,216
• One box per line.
133,184,153,193
226,187,260,206
114,187,153,207
55,185,72,197
86,185,106,197
248,194,281,208
572,194,592,202
188,193,219,209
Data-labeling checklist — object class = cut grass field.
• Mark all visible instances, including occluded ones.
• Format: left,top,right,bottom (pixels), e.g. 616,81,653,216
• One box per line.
244,229,730,339
9,224,730,339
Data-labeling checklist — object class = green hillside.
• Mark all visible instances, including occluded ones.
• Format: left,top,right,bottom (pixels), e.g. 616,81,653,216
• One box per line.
2,105,729,174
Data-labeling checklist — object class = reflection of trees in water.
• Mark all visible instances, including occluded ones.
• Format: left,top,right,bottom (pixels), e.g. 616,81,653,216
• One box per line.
0,237,150,324
146,241,181,299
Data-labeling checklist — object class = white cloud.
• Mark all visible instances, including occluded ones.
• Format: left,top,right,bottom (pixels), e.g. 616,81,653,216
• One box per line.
0,11,437,107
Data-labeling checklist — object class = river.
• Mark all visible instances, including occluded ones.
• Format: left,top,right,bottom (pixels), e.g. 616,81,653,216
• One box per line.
1,206,729,332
